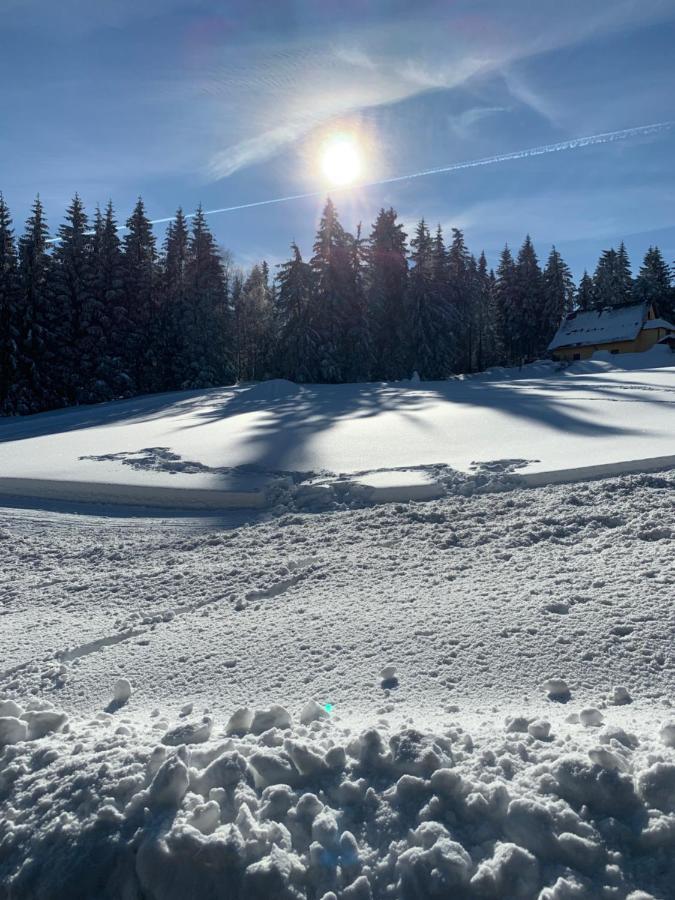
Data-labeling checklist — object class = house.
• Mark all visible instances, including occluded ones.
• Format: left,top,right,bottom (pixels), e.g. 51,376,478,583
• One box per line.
548,302,675,362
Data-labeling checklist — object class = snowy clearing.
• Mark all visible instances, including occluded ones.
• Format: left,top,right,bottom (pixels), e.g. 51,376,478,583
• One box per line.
0,347,674,510
1,467,675,898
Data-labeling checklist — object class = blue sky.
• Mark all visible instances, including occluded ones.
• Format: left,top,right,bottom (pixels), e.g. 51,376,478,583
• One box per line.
2,0,675,278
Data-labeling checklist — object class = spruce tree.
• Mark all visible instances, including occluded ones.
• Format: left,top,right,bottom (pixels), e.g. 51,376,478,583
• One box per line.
234,263,274,382
408,219,451,379
310,199,352,382
15,197,54,411
122,197,158,393
576,270,594,311
495,245,518,365
366,208,409,380
51,194,97,404
633,246,672,316
184,206,231,386
515,235,543,361
615,242,633,306
91,201,130,398
0,195,20,412
447,228,472,372
160,208,190,388
593,244,633,309
275,242,317,382
341,223,372,382
472,251,498,371
542,246,574,349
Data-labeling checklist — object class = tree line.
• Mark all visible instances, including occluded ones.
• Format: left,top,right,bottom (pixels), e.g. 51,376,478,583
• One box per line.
1,193,673,415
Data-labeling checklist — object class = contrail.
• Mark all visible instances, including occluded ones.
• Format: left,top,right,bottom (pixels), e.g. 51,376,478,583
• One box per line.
46,121,673,242
146,120,674,228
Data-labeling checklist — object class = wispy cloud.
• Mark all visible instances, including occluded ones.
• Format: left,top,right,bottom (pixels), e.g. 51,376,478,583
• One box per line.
201,0,673,181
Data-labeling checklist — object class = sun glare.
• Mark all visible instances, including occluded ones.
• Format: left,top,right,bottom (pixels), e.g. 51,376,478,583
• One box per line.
320,133,363,186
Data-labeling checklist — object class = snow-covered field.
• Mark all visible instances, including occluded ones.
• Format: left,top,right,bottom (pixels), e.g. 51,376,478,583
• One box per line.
1,347,674,510
1,351,675,898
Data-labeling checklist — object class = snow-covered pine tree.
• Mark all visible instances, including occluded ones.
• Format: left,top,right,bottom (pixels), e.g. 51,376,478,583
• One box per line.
447,228,472,372
184,206,232,387
310,199,352,382
0,195,20,413
472,251,499,371
576,270,594,311
233,262,274,382
408,219,451,379
15,197,54,412
615,242,633,306
90,201,131,399
542,246,574,350
275,242,317,382
593,244,633,309
495,245,518,365
366,208,409,381
51,194,97,404
515,235,543,361
633,246,672,317
159,207,190,389
122,197,158,393
341,223,372,382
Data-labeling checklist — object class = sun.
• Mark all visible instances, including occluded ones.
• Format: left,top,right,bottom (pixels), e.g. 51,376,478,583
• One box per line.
320,133,363,186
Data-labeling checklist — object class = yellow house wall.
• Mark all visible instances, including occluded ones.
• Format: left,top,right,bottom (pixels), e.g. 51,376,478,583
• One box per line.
552,326,668,361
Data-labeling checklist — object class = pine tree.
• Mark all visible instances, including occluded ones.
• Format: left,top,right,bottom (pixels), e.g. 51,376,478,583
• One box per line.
51,194,98,404
160,208,190,388
15,197,54,411
593,244,633,309
471,251,499,372
366,208,409,380
90,201,130,398
234,262,274,382
341,223,372,382
447,228,472,372
495,245,518,365
310,199,353,382
122,198,158,393
542,246,574,350
633,246,672,316
184,206,231,386
0,195,20,412
576,270,594,311
615,242,633,306
408,220,451,379
275,242,317,382
515,235,543,361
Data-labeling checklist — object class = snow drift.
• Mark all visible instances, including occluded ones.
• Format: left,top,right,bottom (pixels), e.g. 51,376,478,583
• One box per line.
1,695,674,899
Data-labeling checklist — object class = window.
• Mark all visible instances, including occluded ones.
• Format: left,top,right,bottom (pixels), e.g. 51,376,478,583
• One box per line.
573,353,581,361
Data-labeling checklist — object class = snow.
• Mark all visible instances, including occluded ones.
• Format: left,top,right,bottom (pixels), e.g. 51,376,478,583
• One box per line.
1,464,675,896
642,317,675,331
1,356,675,896
548,303,647,350
1,349,674,510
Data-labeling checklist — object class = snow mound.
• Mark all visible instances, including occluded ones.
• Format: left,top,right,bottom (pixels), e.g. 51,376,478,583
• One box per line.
2,699,675,899
240,379,302,402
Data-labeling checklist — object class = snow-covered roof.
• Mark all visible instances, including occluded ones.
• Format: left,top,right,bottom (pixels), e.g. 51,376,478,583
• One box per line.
643,317,675,331
548,303,648,351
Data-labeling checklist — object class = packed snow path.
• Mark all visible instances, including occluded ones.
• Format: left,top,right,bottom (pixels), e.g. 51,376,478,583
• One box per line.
1,470,674,898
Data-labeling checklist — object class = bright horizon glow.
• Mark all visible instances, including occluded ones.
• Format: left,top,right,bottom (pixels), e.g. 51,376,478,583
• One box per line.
320,133,363,186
